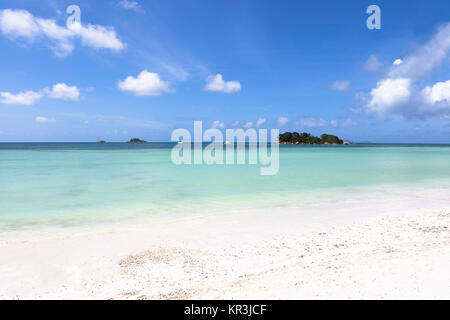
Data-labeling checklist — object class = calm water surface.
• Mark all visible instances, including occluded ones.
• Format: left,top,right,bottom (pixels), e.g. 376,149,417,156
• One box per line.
1,143,449,229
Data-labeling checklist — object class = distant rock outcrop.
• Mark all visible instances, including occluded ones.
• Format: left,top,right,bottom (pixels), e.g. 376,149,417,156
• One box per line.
97,140,107,143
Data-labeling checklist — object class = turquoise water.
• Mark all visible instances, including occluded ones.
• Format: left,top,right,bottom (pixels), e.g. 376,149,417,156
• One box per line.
1,143,450,230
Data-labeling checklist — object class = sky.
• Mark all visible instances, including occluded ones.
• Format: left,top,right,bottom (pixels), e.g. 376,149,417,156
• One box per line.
1,0,450,143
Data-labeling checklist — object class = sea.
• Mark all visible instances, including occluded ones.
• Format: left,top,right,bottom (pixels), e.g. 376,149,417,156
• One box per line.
1,143,449,230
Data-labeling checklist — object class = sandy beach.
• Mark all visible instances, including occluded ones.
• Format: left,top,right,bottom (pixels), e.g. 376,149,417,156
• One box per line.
0,185,449,300
2,0,450,304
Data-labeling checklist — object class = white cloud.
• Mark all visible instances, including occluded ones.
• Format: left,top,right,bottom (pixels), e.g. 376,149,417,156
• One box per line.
298,117,328,128
359,77,450,118
118,70,172,96
360,77,450,119
68,22,124,52
243,121,253,128
256,117,266,127
330,119,338,128
364,54,382,71
117,1,144,13
204,74,241,93
36,17,74,56
367,78,412,115
418,80,450,116
277,116,288,127
0,83,81,105
389,23,450,79
0,9,39,38
35,116,56,123
0,90,43,105
358,23,450,118
329,80,350,91
232,120,240,127
422,80,450,104
0,9,125,57
212,120,225,129
45,83,80,101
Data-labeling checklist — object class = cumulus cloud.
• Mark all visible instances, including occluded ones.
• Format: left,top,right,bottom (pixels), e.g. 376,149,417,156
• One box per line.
204,74,241,93
422,80,450,104
0,9,40,38
418,80,450,116
0,83,81,105
358,23,450,119
361,77,450,118
118,70,172,96
45,83,80,101
243,121,253,128
277,116,288,127
35,116,56,123
212,120,225,129
329,80,350,91
0,90,43,105
117,1,144,13
0,9,125,57
366,78,412,115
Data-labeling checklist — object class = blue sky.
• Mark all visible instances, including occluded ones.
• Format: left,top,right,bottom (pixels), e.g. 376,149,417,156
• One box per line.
1,0,450,143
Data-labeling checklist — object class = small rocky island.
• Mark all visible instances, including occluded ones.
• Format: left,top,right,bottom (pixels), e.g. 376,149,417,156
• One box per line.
97,140,106,143
279,132,349,145
127,138,147,143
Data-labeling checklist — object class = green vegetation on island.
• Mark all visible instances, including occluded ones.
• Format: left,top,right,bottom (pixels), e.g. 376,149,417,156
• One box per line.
279,132,347,145
127,138,147,143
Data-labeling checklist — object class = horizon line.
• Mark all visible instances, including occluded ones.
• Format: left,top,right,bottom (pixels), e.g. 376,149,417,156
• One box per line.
0,141,449,145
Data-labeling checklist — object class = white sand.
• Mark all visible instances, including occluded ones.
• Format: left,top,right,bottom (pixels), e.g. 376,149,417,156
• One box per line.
0,185,449,300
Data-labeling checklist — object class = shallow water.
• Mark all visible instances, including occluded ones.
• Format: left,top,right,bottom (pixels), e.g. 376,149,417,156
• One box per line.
1,143,449,230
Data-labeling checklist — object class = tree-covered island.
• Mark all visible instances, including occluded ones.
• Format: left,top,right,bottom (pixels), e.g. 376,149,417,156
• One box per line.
279,132,348,145
126,138,147,143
